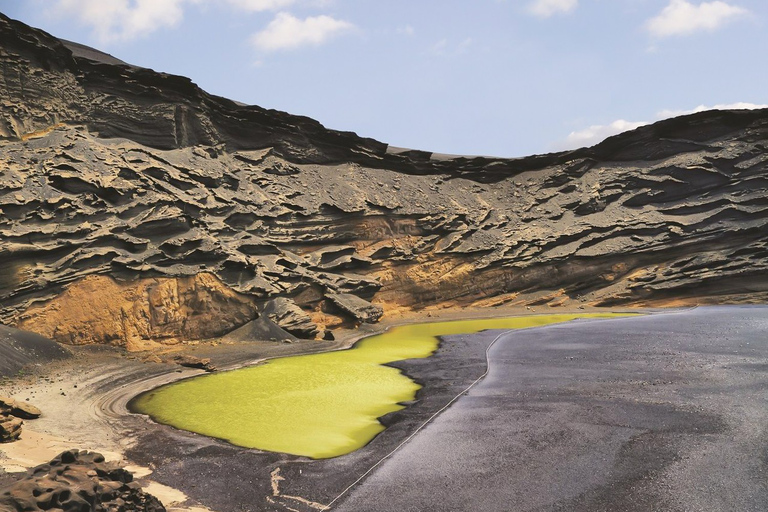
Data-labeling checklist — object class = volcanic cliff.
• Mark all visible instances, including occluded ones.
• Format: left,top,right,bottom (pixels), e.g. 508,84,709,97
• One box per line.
1,13,767,349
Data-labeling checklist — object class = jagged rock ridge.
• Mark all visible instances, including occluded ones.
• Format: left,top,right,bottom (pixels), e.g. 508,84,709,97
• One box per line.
1,13,768,347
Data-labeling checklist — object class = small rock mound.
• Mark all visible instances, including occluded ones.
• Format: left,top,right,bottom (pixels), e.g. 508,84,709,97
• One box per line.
0,450,166,512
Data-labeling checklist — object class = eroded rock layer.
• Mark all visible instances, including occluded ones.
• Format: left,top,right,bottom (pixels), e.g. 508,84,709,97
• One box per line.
1,14,768,346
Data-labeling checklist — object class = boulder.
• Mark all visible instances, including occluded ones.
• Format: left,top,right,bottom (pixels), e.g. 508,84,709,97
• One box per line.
0,415,23,443
326,293,383,324
0,396,42,419
173,355,216,373
0,450,166,511
263,298,319,339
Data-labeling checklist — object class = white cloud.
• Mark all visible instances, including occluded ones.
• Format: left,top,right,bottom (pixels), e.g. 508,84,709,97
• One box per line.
528,0,578,18
53,0,191,42
428,39,449,56
48,0,321,43
457,37,474,54
224,0,296,11
251,12,354,52
560,102,768,150
426,37,473,57
564,120,649,149
657,102,768,118
646,0,748,38
397,25,415,36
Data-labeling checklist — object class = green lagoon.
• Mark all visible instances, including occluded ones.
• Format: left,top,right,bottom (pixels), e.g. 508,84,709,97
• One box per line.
131,313,629,459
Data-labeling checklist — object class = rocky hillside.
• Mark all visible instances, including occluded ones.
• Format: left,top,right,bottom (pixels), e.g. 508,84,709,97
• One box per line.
1,13,767,348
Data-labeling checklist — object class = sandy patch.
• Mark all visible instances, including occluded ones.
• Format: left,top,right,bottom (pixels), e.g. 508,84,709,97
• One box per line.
0,428,92,472
142,481,215,511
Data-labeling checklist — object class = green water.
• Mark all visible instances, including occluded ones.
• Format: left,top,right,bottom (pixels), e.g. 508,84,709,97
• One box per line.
131,313,629,459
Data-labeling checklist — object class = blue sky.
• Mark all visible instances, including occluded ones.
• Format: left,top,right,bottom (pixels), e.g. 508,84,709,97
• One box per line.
1,0,766,157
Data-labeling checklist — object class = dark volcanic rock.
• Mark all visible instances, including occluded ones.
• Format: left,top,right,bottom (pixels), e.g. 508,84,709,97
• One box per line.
327,293,384,324
2,13,768,345
0,450,166,511
263,297,319,339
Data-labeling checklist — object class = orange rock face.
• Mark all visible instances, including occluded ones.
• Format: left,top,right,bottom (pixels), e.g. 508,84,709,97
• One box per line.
15,274,257,351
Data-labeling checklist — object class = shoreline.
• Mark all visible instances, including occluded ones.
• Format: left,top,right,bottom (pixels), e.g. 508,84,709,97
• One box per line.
0,304,666,511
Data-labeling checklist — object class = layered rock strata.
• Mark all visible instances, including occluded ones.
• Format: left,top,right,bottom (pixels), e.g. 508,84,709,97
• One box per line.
1,13,768,347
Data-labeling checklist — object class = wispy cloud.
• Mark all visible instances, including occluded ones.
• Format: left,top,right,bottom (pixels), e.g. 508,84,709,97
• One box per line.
427,37,473,56
428,38,449,56
251,12,354,52
397,25,415,36
224,0,296,11
527,0,578,18
646,0,749,38
561,103,768,149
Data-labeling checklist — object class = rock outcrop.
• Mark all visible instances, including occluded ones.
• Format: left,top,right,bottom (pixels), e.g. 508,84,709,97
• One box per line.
14,274,258,350
263,297,319,339
0,450,166,511
326,293,384,324
2,13,768,346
